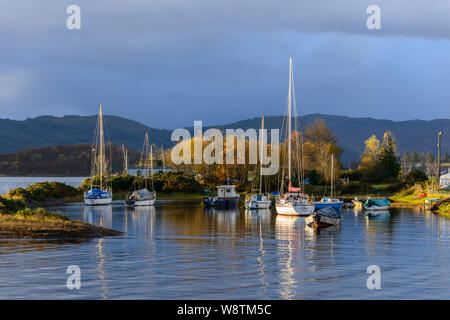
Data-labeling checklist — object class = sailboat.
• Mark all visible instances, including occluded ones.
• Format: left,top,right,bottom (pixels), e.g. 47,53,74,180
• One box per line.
84,104,113,205
315,154,343,209
245,115,272,210
275,56,315,216
125,132,156,206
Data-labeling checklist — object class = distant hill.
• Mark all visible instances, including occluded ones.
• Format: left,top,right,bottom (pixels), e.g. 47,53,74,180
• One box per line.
0,115,172,154
0,144,141,176
208,114,450,165
0,114,449,165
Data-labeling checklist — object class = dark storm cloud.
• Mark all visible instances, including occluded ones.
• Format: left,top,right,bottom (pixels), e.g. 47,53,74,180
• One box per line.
1,0,450,128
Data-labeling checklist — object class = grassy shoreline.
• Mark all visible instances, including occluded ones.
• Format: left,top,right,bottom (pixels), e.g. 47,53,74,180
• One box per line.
0,208,121,240
1,181,121,240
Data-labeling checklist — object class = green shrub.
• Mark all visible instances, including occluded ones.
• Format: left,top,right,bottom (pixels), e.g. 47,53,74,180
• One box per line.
13,207,69,221
0,196,26,213
7,181,80,202
405,170,428,185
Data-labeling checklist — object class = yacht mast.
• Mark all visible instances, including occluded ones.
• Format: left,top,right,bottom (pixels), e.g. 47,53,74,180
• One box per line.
288,56,293,183
145,132,149,189
150,145,154,177
260,115,264,194
331,154,334,198
99,104,104,188
122,144,128,175
161,146,166,173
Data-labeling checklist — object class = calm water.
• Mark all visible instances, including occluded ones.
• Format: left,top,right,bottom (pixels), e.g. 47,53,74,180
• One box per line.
0,200,449,299
0,177,85,194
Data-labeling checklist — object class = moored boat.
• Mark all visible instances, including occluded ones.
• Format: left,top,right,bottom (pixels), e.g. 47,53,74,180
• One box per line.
305,207,342,228
364,198,390,211
314,155,343,210
245,194,272,209
126,132,156,207
245,115,272,210
275,56,315,216
315,197,343,209
204,185,240,208
84,104,113,206
276,185,315,216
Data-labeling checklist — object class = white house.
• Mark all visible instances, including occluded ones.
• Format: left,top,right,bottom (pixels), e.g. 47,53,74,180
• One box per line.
440,172,450,189
127,166,174,178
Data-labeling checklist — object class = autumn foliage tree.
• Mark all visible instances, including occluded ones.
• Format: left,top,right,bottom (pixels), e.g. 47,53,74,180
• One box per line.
359,131,401,183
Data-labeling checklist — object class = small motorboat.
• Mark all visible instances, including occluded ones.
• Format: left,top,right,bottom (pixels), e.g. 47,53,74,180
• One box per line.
305,207,342,228
364,198,390,211
203,185,240,208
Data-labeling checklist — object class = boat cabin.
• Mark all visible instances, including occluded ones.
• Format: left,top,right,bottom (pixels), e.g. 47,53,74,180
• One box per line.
216,185,239,198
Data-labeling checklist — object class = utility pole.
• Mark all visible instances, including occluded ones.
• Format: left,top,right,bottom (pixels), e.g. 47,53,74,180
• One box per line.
437,131,442,183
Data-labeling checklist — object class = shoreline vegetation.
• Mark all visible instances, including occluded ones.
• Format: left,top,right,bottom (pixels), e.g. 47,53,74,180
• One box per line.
0,181,121,240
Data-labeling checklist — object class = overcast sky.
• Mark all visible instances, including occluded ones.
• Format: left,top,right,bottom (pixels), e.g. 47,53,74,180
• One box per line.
1,0,450,128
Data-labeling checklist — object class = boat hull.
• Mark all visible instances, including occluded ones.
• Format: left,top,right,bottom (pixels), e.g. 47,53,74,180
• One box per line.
204,197,240,208
364,205,390,211
275,202,315,216
126,198,156,206
314,202,343,210
305,214,341,228
245,200,272,209
84,197,112,205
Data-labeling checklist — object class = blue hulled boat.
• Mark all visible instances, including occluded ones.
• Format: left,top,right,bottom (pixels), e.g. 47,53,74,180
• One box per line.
203,185,240,208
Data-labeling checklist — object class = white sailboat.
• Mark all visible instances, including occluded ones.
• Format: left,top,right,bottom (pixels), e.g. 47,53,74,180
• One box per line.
275,56,315,216
245,115,272,210
314,154,343,209
125,132,156,206
84,104,113,205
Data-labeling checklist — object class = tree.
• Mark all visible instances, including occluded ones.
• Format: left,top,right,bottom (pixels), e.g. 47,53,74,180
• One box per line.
359,135,381,169
304,119,342,183
379,131,401,180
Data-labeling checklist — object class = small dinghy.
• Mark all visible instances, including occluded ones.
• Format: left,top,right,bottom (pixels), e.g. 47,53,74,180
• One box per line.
305,207,342,229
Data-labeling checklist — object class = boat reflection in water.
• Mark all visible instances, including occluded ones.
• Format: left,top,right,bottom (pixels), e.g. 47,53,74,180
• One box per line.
203,207,240,232
244,209,272,226
126,205,156,239
305,223,341,235
83,204,113,230
364,210,390,220
275,215,303,299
